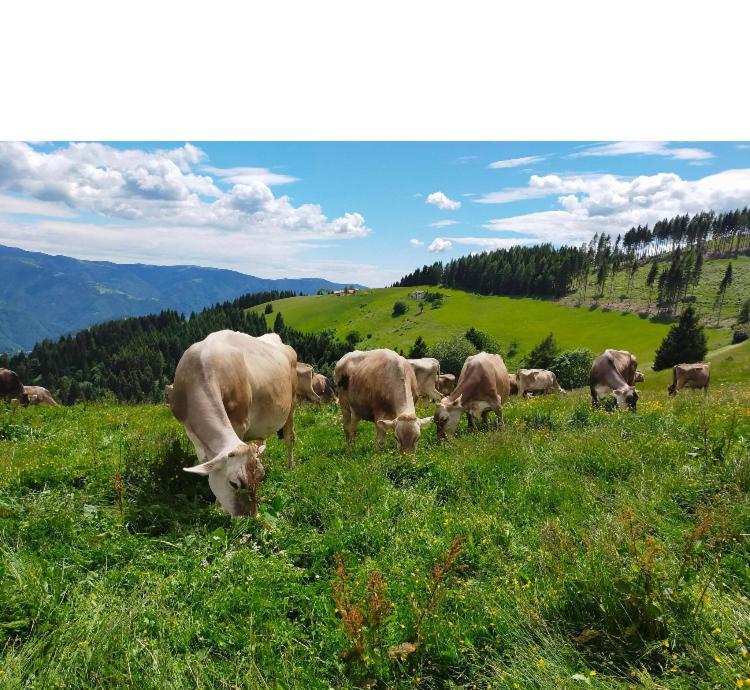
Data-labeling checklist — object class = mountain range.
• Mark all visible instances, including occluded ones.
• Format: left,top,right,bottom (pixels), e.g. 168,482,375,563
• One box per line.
0,245,363,352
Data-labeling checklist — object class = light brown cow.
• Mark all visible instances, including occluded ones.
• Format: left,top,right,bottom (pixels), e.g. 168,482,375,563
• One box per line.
634,370,645,383
1,368,26,403
517,369,566,397
169,329,297,517
590,349,639,411
296,362,337,404
407,357,443,402
433,352,510,439
21,385,59,406
334,349,432,452
508,373,519,396
668,362,710,396
312,372,337,403
436,373,456,396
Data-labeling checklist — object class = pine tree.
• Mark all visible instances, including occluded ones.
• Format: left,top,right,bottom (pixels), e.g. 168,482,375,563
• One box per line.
645,261,659,309
273,311,285,333
653,305,708,370
714,262,733,326
525,333,560,370
408,336,428,358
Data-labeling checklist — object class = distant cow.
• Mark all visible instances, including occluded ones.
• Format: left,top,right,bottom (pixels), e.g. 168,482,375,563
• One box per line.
334,349,432,453
634,370,645,383
433,352,510,439
590,349,639,411
668,362,710,396
21,385,58,406
312,372,337,403
436,373,456,396
508,373,519,396
164,384,174,406
517,368,566,397
296,362,337,404
408,357,443,402
1,368,26,403
169,330,297,517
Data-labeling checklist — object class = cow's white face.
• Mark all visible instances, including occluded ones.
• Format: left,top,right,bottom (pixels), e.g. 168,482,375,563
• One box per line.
377,414,432,453
434,395,464,439
184,443,267,516
612,386,639,411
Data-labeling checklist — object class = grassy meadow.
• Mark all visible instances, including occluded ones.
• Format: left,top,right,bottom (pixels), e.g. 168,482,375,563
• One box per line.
250,288,732,368
2,352,750,688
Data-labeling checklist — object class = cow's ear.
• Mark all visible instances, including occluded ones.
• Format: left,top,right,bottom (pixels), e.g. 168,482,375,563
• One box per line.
183,455,226,475
376,419,395,431
418,416,433,428
256,443,267,456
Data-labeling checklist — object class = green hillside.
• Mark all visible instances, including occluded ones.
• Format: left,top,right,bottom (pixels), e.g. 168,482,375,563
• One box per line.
251,287,732,368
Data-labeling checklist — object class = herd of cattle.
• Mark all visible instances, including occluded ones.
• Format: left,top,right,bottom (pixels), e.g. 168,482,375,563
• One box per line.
0,329,711,517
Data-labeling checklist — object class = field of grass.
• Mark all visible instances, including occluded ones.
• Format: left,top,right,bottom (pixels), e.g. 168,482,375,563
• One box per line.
2,358,749,688
251,288,731,368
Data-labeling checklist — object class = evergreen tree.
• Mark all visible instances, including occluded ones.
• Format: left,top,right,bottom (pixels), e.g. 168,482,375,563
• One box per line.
264,303,274,314
714,262,733,325
273,311,285,333
653,305,708,370
408,336,428,358
645,261,659,309
525,333,560,370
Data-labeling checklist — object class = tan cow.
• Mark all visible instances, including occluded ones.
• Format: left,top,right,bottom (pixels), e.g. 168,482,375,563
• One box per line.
433,352,510,439
296,362,337,404
508,373,519,396
590,349,639,411
517,369,566,397
668,362,710,396
312,372,337,403
634,370,645,383
436,373,456,396
21,385,59,406
407,357,443,402
169,329,297,517
334,349,432,452
1,368,26,403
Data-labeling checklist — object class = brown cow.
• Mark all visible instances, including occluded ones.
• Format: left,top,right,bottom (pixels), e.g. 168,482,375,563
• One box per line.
169,330,297,517
296,362,337,404
21,385,59,406
508,373,519,396
312,372,337,403
590,349,639,411
1,368,26,403
334,349,432,452
407,357,443,402
433,352,510,439
668,362,710,396
436,373,456,396
517,369,566,397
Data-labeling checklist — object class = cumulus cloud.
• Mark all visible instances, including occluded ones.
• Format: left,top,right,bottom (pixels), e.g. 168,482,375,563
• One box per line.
488,155,546,169
426,191,461,210
409,238,424,247
201,165,298,186
572,141,713,161
429,219,459,228
428,237,453,252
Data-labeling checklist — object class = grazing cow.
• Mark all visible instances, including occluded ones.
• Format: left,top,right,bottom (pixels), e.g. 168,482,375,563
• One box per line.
312,372,337,403
634,370,645,383
590,349,639,411
668,362,710,396
295,362,337,404
164,383,174,406
407,357,444,402
1,368,26,403
517,368,566,397
436,373,456,396
334,349,432,453
169,329,297,517
508,373,519,396
21,385,58,406
433,352,510,439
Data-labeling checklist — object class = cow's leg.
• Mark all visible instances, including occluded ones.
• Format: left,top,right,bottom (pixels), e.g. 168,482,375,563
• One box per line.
481,408,492,429
375,423,387,449
281,410,296,467
342,407,359,447
429,388,443,403
590,387,600,409
491,397,504,429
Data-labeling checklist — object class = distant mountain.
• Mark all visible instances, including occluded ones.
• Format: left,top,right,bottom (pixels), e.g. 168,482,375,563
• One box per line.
0,245,365,352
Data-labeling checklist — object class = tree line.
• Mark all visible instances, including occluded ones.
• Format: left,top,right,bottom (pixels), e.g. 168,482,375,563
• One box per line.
1,291,350,405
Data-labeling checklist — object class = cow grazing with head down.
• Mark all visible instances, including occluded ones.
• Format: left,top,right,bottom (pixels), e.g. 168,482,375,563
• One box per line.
436,373,456,396
508,373,519,396
517,368,566,397
1,368,26,404
21,385,58,406
296,362,337,404
433,352,510,440
634,370,645,383
334,349,432,453
668,362,710,396
590,349,639,411
168,329,297,517
407,357,444,402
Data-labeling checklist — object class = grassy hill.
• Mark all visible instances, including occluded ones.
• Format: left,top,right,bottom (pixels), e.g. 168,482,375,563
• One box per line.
2,377,749,688
251,287,733,369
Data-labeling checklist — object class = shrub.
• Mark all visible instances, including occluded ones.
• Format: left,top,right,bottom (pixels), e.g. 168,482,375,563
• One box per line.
464,327,501,354
732,324,749,344
428,336,477,376
408,336,428,359
551,348,594,390
345,330,362,348
392,301,408,317
525,332,560,369
653,305,707,370
264,303,274,314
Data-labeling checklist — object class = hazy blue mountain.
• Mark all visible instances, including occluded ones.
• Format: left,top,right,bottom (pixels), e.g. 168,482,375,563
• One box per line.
0,245,364,352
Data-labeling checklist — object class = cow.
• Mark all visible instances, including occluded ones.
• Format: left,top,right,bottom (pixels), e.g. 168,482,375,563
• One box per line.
590,349,639,411
312,372,337,403
436,373,456,396
668,362,710,396
407,357,444,402
635,370,645,383
296,362,337,404
334,349,432,453
168,329,297,517
508,373,519,396
21,385,59,406
1,368,26,403
517,369,566,397
433,352,510,440
164,383,174,406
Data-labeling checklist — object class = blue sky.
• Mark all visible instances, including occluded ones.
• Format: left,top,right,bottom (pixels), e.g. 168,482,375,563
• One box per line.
0,141,749,285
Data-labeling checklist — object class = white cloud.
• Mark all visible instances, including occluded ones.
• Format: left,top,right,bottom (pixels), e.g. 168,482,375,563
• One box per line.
572,141,713,161
0,194,75,218
428,237,453,252
426,191,461,210
442,236,523,250
409,238,424,247
429,219,459,228
488,155,546,169
201,165,298,186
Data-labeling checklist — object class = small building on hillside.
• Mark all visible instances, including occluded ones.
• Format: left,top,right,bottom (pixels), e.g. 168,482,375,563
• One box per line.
410,290,426,299
333,288,359,296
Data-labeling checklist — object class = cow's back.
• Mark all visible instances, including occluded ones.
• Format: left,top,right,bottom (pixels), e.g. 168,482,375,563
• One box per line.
454,352,509,403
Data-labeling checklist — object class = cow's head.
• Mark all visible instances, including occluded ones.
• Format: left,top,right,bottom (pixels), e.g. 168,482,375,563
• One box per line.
612,386,639,411
376,413,432,453
183,442,267,516
634,370,645,383
433,394,464,440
